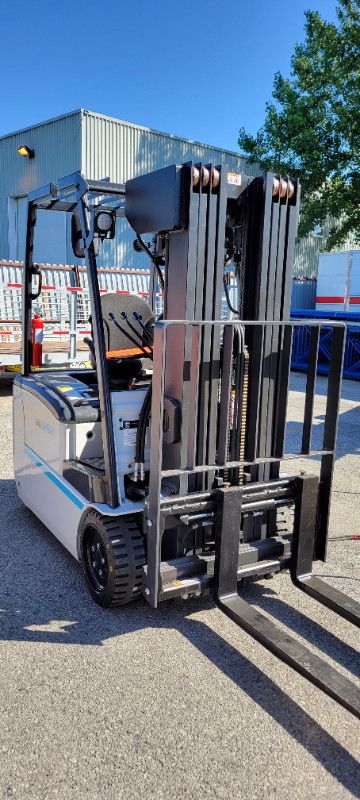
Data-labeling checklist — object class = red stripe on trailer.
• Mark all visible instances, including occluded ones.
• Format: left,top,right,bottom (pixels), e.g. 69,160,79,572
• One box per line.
349,297,360,304
316,296,344,303
52,331,69,335
42,285,56,290
116,290,130,294
0,332,13,335
79,330,91,334
99,289,107,293
7,283,23,288
67,287,83,291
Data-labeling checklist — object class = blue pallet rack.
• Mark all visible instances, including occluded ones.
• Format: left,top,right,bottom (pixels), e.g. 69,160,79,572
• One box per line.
290,309,360,380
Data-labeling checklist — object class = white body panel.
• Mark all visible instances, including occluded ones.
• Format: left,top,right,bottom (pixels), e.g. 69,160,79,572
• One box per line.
16,444,85,559
21,391,103,473
13,383,148,559
111,389,150,490
13,387,95,559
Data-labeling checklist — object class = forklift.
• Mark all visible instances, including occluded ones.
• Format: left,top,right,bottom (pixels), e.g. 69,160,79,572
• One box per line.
13,164,360,718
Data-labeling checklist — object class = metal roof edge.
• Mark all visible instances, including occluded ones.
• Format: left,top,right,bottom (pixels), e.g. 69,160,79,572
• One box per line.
0,109,83,142
81,109,246,161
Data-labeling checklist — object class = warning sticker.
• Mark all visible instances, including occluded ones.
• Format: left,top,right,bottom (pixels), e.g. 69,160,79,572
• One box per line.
227,173,241,186
172,578,200,588
124,427,137,447
30,363,91,371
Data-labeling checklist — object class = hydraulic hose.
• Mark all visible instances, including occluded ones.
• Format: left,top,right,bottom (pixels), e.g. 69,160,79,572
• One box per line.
229,324,245,485
223,274,240,317
109,313,151,359
134,383,152,481
132,312,154,347
136,234,165,292
121,312,153,360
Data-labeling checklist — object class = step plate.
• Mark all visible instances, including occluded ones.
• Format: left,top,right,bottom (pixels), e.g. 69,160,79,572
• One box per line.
160,558,286,601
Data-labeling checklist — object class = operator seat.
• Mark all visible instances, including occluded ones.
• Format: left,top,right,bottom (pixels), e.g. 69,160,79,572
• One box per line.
85,292,154,386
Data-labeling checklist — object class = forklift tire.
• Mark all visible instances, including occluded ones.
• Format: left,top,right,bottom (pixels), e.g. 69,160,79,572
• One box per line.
79,511,146,607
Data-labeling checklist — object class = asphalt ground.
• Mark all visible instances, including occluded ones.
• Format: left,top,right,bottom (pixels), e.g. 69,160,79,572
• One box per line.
0,372,359,800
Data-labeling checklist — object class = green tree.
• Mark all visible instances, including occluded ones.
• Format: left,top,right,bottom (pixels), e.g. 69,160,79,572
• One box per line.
238,1,360,249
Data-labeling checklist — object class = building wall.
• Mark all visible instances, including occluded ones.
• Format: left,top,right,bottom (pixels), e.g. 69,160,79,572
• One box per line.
0,111,82,263
80,110,262,270
0,109,263,271
3,108,350,289
80,109,261,182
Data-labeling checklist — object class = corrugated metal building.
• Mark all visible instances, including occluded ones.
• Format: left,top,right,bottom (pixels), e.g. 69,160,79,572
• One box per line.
2,108,354,309
0,111,82,265
0,109,261,271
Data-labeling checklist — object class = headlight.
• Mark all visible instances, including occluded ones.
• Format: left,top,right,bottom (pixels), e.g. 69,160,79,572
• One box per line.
96,212,113,232
94,209,116,238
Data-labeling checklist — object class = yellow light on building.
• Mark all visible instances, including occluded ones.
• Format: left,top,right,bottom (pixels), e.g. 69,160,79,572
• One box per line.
17,145,35,158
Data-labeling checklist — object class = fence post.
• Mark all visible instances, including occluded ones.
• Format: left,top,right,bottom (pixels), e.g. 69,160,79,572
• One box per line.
69,290,77,360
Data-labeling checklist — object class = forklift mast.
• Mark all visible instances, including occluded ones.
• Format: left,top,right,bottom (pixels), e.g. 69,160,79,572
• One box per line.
18,163,360,719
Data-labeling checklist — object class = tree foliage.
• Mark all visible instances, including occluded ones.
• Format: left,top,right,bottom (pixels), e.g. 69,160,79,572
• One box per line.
238,1,360,249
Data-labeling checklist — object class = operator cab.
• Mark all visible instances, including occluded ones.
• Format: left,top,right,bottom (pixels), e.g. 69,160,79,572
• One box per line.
13,172,162,522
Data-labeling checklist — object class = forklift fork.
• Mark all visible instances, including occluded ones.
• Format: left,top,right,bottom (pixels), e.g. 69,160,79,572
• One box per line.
214,481,360,719
290,475,360,627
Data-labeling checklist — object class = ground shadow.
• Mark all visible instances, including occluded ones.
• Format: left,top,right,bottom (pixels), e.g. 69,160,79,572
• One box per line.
290,370,360,404
0,376,15,397
0,476,359,795
246,582,359,678
184,617,360,797
284,406,360,460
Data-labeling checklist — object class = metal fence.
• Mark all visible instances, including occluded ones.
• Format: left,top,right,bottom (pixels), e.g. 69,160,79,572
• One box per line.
1,269,359,379
291,310,360,380
0,276,164,366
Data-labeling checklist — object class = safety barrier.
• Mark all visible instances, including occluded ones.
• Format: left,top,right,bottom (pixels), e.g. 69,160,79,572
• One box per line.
0,278,164,367
0,260,154,292
6,272,357,379
291,310,360,380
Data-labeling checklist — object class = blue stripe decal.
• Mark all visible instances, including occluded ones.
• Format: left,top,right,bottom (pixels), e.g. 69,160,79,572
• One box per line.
25,446,85,510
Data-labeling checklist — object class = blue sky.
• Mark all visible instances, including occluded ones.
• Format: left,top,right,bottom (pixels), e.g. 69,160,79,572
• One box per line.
1,0,339,153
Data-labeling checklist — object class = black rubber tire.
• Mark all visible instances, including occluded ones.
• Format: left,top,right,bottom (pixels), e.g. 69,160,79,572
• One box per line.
79,511,146,607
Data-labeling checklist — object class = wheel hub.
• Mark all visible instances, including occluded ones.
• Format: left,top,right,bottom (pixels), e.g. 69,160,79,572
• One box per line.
84,527,109,591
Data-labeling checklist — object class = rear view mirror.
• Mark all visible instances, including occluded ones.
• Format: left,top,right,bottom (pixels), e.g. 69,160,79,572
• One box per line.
71,210,99,258
30,267,43,300
71,211,85,258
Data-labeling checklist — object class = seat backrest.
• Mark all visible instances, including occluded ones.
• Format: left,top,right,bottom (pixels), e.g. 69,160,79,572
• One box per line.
96,293,155,356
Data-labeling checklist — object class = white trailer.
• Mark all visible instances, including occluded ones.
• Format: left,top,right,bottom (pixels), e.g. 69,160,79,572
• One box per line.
316,249,360,313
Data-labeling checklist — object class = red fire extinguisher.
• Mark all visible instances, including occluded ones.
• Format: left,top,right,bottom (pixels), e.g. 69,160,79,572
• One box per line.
31,312,44,367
